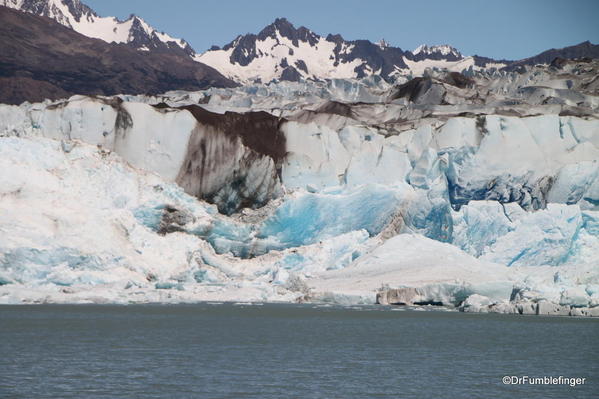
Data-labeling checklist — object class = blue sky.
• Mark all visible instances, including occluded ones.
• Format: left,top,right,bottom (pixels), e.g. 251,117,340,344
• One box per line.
85,0,599,60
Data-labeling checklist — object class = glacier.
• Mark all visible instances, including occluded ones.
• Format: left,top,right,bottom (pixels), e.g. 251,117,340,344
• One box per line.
1,60,598,315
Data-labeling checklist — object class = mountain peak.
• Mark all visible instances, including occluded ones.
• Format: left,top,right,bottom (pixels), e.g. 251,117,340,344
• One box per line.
410,44,462,62
258,17,296,35
273,17,294,29
251,17,319,49
377,38,390,49
413,44,461,56
2,0,196,55
197,18,412,83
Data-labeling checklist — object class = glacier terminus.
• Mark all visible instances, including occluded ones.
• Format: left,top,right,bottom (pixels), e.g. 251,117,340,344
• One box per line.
0,1,598,318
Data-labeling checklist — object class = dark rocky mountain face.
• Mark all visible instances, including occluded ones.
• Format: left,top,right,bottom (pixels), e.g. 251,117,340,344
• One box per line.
258,17,320,47
474,41,599,69
323,36,409,79
0,6,236,105
504,41,599,71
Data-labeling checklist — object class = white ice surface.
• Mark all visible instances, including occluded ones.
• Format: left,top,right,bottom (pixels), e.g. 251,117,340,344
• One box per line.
0,90,598,309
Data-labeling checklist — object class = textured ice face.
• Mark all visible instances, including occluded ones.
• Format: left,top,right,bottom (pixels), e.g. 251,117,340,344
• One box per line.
1,75,598,308
0,130,597,307
256,185,401,248
133,184,401,258
2,90,597,214
453,201,590,267
443,116,599,211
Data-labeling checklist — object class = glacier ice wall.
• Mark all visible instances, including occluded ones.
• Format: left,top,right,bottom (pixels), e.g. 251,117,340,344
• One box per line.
0,84,598,308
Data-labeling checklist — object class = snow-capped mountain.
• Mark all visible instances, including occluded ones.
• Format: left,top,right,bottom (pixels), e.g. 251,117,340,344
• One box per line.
196,18,479,83
412,44,462,61
4,1,598,85
196,19,599,84
1,0,195,56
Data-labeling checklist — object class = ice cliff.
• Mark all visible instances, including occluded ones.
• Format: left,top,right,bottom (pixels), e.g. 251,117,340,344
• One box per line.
1,59,598,315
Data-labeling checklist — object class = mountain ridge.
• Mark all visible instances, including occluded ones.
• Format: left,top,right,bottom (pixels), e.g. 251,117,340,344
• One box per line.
2,0,599,93
197,17,599,83
6,0,599,84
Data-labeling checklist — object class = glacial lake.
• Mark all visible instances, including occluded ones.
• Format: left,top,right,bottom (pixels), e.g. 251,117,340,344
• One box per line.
0,303,597,399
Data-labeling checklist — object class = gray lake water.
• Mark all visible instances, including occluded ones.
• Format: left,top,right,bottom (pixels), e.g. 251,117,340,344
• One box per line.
0,303,597,399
